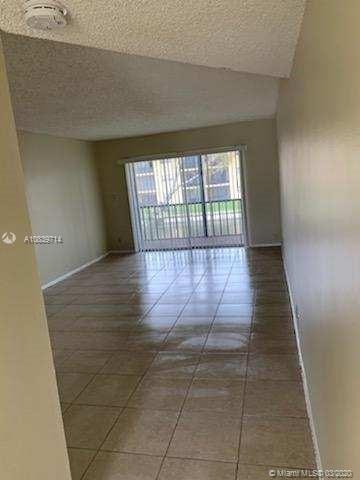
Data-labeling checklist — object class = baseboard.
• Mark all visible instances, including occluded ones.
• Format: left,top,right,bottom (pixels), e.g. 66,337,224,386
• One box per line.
41,252,109,290
248,242,282,248
108,249,136,254
282,250,323,471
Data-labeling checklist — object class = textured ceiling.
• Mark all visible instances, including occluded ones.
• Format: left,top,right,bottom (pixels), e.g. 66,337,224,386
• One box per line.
0,0,305,77
2,33,279,140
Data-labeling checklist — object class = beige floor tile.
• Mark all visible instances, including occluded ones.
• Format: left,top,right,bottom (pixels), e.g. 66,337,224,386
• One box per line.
56,373,94,402
71,294,132,305
254,305,291,316
212,316,252,332
149,304,185,316
195,354,247,378
188,292,223,303
194,281,225,291
224,285,255,294
102,408,178,455
220,292,254,304
68,448,96,480
239,416,315,468
244,380,307,417
47,316,78,331
158,294,192,305
174,316,214,330
195,286,225,294
51,331,129,351
129,293,163,304
252,312,292,322
71,316,140,332
159,457,236,480
75,374,141,406
237,464,282,479
63,405,120,449
101,352,156,375
162,330,208,352
166,286,197,295
255,294,289,305
146,352,199,378
254,285,287,294
52,349,72,369
249,332,297,354
62,304,152,318
216,304,253,316
44,284,68,295
125,331,167,350
83,451,162,480
70,285,136,295
61,402,71,413
251,316,294,335
204,332,249,353
168,410,241,462
184,378,245,413
136,315,178,332
57,350,113,374
181,303,219,316
142,284,172,294
128,376,191,411
45,304,66,317
247,354,301,380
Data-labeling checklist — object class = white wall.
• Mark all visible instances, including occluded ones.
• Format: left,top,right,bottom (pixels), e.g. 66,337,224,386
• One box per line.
277,0,360,474
95,118,282,250
0,38,71,480
19,131,107,285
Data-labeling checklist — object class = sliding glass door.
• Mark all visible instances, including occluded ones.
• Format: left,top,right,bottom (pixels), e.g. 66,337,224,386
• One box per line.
126,148,247,251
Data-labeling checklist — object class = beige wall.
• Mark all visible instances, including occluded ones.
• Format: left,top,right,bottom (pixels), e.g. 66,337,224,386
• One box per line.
95,118,282,250
19,131,107,285
0,39,71,479
277,0,360,474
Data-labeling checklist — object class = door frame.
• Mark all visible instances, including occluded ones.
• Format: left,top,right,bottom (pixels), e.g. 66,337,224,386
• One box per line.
124,145,249,252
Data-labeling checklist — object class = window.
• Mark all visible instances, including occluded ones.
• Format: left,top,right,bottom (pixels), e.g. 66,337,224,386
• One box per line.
126,148,245,250
134,161,153,174
136,175,156,193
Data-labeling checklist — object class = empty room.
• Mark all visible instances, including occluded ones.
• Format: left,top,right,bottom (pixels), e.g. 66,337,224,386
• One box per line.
1,1,359,479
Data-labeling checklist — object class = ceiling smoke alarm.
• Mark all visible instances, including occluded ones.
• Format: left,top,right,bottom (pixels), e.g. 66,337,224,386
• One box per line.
23,0,68,30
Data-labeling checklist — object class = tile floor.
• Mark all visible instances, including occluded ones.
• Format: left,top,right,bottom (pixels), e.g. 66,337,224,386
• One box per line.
46,247,315,480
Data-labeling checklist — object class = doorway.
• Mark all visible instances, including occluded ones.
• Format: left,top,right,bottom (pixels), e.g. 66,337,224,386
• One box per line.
126,148,248,251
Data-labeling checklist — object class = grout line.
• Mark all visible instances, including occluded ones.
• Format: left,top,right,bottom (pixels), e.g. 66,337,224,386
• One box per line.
153,355,200,479
227,255,252,478
153,266,224,478
69,446,316,471
235,337,251,474
154,259,235,479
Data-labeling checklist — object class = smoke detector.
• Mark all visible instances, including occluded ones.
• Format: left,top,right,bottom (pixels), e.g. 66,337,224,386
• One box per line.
23,1,68,30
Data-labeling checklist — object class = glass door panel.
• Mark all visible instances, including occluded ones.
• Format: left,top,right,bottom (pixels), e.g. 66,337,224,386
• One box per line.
202,151,243,240
127,149,245,251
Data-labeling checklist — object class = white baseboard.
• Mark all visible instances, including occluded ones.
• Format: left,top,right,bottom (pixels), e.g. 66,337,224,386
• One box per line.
282,251,323,471
108,249,136,254
248,242,282,248
42,252,109,290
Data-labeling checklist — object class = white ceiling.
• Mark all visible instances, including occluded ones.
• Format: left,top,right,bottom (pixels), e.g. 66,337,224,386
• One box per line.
3,33,279,140
0,0,305,77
